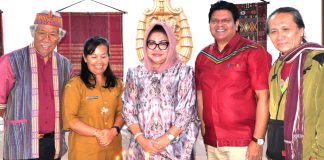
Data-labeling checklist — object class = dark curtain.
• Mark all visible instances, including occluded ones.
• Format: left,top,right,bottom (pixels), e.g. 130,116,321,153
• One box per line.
236,2,267,49
0,10,3,56
58,12,123,78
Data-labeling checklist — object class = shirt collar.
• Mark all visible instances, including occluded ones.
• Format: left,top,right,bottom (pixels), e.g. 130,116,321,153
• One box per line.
213,33,240,54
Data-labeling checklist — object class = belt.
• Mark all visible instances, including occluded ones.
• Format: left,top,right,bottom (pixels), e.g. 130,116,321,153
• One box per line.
38,131,54,139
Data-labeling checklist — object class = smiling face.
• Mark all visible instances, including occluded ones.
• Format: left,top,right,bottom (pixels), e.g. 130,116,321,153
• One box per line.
84,44,109,78
146,31,169,70
33,24,60,57
268,12,304,55
209,9,239,45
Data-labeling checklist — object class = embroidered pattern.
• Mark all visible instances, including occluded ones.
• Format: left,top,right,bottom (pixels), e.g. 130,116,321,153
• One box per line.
200,44,257,64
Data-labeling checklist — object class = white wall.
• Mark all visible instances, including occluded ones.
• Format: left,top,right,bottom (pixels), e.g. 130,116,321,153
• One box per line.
0,0,322,79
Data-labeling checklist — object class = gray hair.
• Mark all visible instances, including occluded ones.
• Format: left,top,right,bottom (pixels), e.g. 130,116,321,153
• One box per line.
30,10,66,41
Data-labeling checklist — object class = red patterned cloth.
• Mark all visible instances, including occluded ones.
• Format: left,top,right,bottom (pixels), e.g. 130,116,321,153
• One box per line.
58,12,123,78
236,2,267,49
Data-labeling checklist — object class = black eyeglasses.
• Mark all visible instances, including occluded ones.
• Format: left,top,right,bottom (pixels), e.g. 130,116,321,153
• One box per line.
147,40,169,50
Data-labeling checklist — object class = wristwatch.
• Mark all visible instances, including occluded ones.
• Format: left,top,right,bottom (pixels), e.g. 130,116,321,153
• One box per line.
166,132,175,141
112,126,121,135
252,137,265,145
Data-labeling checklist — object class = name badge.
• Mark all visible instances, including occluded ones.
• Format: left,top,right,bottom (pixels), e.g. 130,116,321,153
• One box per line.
86,96,99,100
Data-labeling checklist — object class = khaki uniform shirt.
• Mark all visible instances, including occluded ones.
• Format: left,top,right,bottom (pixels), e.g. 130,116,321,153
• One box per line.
63,76,123,160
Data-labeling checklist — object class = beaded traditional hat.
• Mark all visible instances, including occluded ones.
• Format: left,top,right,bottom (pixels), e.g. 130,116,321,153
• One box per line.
34,11,63,28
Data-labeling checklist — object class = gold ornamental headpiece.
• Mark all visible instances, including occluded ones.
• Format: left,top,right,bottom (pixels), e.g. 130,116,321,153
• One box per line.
34,11,63,28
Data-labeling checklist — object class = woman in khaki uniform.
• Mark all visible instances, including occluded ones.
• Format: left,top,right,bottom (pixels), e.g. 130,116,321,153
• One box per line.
63,36,124,160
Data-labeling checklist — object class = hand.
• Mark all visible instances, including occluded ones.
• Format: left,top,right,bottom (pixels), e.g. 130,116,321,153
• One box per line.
0,109,5,118
246,141,263,160
137,136,160,155
94,130,105,145
96,128,118,147
154,134,170,152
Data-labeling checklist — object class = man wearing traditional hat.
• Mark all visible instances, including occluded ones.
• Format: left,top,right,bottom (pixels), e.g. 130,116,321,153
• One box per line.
0,10,73,159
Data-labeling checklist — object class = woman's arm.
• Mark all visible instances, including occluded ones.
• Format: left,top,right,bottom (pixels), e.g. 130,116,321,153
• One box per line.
155,66,197,150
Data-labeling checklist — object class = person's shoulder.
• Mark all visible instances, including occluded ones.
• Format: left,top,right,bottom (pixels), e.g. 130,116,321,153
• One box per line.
238,36,260,47
237,36,269,55
64,76,86,95
127,64,146,76
115,78,124,91
0,52,11,61
66,76,83,86
55,51,71,63
65,76,89,93
116,78,123,87
178,62,193,70
310,49,324,65
196,43,216,61
200,43,215,52
6,46,29,57
176,63,194,77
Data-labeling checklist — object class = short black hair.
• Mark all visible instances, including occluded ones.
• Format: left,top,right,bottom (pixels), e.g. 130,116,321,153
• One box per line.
266,7,305,34
208,1,239,23
80,36,117,89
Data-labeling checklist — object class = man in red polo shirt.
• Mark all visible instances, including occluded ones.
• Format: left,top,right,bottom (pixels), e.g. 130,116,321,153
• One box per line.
195,1,272,160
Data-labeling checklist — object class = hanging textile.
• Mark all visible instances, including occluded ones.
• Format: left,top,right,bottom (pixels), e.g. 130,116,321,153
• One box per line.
0,10,3,56
57,12,124,78
236,2,268,49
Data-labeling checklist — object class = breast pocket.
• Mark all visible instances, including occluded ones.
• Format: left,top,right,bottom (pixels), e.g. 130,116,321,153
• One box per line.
227,63,248,80
227,63,247,71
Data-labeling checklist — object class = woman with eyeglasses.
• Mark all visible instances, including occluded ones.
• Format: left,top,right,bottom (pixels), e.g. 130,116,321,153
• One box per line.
122,22,199,160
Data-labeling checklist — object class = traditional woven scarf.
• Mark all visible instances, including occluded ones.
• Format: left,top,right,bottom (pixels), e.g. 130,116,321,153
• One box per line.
29,43,61,159
282,41,323,160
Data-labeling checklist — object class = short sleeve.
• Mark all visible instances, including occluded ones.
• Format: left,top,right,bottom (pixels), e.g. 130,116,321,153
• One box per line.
62,77,82,130
248,47,272,90
0,55,15,106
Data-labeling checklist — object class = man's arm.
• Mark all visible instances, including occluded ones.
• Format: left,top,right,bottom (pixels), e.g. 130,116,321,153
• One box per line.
197,90,205,136
253,89,269,141
246,89,269,160
0,55,15,118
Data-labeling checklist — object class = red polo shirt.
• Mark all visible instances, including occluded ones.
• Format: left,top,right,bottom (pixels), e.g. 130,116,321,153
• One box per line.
195,33,272,147
36,53,55,134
